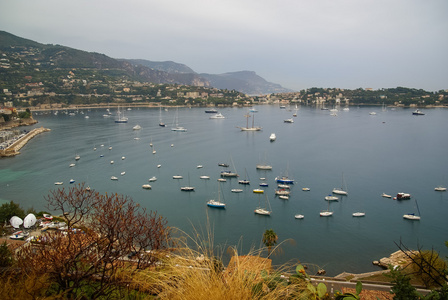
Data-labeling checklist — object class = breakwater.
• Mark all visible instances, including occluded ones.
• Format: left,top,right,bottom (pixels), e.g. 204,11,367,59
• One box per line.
0,127,50,157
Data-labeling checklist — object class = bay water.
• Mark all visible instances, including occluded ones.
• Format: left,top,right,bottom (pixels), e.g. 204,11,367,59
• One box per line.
1,105,447,276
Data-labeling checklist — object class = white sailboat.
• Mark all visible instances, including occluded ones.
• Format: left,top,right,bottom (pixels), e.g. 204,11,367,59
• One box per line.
320,201,333,217
171,107,187,132
159,106,166,127
207,182,226,208
254,194,272,216
115,106,128,123
238,113,262,131
332,172,348,195
181,173,194,191
403,200,421,220
238,168,250,185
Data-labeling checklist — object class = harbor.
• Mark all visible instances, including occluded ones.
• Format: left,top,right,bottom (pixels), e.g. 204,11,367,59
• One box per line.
0,105,447,276
0,127,51,157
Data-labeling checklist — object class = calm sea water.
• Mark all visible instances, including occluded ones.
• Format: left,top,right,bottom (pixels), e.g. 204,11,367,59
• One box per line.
1,105,447,276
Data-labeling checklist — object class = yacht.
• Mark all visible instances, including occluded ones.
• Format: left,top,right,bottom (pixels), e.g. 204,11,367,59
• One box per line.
209,113,225,119
269,133,276,141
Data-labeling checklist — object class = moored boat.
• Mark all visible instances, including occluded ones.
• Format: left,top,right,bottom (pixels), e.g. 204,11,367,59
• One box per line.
434,186,446,191
295,214,304,219
142,184,152,189
352,212,366,217
412,109,425,115
231,189,243,193
396,192,411,200
253,189,264,194
382,193,392,198
325,195,339,201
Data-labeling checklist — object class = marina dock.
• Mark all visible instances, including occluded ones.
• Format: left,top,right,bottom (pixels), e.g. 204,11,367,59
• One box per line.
0,127,51,157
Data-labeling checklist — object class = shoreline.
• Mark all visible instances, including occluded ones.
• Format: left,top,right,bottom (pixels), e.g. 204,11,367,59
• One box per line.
0,126,51,157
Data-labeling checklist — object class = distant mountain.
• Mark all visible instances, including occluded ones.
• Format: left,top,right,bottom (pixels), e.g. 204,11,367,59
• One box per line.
0,31,208,87
199,71,294,95
0,31,293,95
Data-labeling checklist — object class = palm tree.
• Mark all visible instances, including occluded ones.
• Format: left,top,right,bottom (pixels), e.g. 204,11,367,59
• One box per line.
262,229,278,257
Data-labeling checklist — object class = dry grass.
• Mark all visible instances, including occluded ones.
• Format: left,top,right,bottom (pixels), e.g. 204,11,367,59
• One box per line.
127,225,309,300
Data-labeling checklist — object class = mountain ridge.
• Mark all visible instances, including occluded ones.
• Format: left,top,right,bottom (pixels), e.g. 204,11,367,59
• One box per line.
0,31,293,95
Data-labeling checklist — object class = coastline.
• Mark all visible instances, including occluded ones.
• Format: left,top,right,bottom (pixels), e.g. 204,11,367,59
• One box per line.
0,126,51,157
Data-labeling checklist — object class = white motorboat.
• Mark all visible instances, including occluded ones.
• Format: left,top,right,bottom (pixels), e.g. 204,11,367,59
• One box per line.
200,176,210,180
142,184,152,189
434,186,447,191
120,171,126,176
295,214,304,219
369,112,377,115
279,195,289,200
75,155,80,160
231,189,243,193
412,109,425,115
111,176,118,180
382,193,392,198
133,124,142,130
302,187,310,191
284,118,294,123
217,178,227,182
269,133,276,141
197,165,203,168
69,163,76,167
54,182,63,185
173,175,183,179
148,176,157,182
352,212,366,217
209,113,225,119
325,195,339,201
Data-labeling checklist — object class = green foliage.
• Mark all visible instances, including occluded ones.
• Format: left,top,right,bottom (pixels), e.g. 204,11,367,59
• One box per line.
262,229,278,257
387,266,421,300
411,250,447,288
334,281,362,299
0,201,25,223
0,241,14,268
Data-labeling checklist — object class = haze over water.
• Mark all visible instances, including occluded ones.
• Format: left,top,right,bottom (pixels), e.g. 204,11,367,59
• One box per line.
1,105,447,276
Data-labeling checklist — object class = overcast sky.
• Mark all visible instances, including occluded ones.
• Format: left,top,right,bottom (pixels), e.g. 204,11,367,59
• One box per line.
1,0,447,91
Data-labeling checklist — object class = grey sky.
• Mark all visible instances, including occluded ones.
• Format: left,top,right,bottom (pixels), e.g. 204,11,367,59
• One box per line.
1,0,447,91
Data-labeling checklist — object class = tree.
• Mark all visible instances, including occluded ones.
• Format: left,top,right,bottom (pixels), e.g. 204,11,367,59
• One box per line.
0,201,25,224
17,183,171,299
262,229,278,257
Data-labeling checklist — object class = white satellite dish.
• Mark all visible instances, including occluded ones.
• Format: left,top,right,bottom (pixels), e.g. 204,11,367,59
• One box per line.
10,216,23,229
23,213,37,228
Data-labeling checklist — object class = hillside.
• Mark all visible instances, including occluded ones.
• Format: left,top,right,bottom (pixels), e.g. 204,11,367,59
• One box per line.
0,31,293,95
0,31,208,87
200,71,293,95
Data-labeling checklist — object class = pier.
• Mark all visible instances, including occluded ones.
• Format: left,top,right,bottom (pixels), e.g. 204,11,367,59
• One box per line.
0,127,51,157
